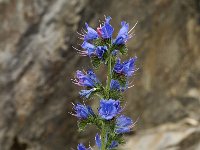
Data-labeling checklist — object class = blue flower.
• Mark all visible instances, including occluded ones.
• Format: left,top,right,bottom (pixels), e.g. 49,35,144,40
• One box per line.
73,69,100,98
84,23,99,41
81,41,96,57
100,16,114,39
87,69,100,83
80,42,108,59
115,115,133,134
114,21,130,45
95,133,102,149
122,57,137,77
113,59,123,74
77,143,91,150
73,70,99,88
110,79,121,90
96,46,108,59
73,103,94,119
79,88,96,98
110,141,119,149
98,99,121,120
111,50,118,56
95,133,118,150
113,57,137,77
110,79,128,92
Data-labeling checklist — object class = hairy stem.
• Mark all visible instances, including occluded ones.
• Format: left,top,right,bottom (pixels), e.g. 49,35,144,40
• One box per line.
102,43,112,149
95,93,104,99
101,123,107,150
106,48,112,98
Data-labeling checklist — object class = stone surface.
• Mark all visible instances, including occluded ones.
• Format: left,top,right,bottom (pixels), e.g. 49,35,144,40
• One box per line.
121,118,200,150
0,0,200,150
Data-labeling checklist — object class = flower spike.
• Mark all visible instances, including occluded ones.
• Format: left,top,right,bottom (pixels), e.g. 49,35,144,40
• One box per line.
71,16,139,150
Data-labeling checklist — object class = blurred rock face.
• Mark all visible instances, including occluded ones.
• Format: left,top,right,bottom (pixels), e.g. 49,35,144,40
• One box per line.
0,0,200,150
122,119,200,150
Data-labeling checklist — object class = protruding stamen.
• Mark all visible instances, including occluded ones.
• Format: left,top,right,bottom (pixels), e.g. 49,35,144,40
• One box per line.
81,28,87,34
76,31,84,36
128,84,135,89
128,21,138,33
130,116,140,128
72,46,82,52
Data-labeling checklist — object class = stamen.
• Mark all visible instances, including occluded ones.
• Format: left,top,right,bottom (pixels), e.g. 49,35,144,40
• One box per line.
104,14,106,19
128,84,135,88
72,47,87,56
128,21,138,33
72,46,82,52
120,101,127,112
130,116,140,128
71,79,76,82
128,80,134,85
129,32,135,35
68,111,76,117
83,69,87,74
71,102,75,106
77,31,84,36
81,29,87,34
77,37,84,40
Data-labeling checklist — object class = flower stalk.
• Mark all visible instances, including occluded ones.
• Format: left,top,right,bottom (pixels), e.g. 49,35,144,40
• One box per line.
106,47,112,99
101,123,107,150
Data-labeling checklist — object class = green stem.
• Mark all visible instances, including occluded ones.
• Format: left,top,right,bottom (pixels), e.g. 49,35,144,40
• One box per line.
102,43,112,150
95,93,103,99
101,124,107,150
106,50,112,98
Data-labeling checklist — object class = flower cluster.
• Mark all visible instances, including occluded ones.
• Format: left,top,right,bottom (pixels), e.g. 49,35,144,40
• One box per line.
71,16,138,150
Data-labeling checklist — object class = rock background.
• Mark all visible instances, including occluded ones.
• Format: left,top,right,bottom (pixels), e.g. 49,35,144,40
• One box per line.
0,0,200,150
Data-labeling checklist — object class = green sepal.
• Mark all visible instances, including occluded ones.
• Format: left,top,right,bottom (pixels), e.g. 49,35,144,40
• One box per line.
109,90,123,101
91,56,101,69
113,73,127,87
103,51,109,63
93,38,104,46
93,38,111,47
119,45,128,55
105,119,125,149
78,115,106,132
77,119,90,132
